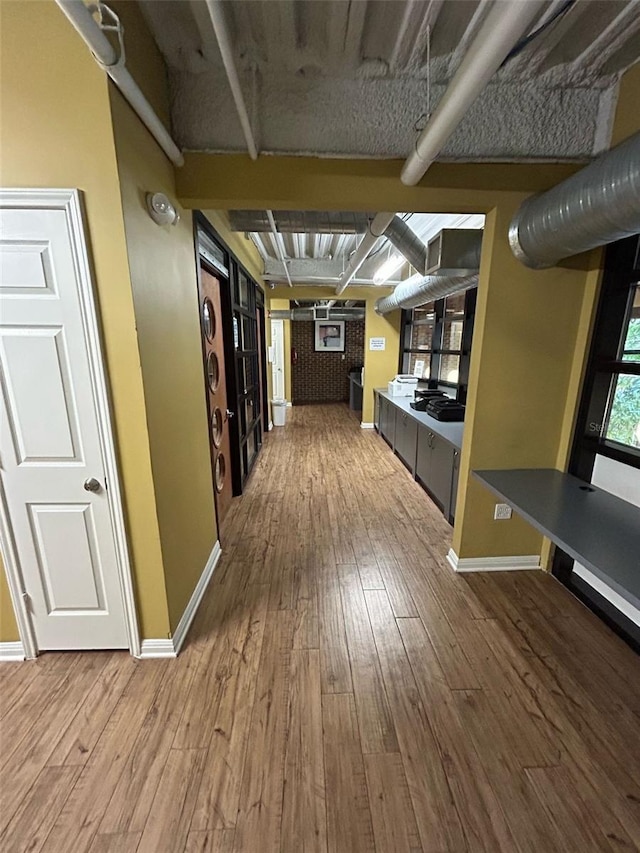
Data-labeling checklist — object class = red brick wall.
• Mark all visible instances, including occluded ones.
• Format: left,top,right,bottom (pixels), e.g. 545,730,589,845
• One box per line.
292,320,365,404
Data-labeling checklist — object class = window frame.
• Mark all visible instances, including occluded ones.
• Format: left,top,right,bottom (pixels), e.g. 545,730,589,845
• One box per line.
399,287,477,404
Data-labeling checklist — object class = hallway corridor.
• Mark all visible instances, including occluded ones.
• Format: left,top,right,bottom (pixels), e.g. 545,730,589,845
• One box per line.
1,404,640,852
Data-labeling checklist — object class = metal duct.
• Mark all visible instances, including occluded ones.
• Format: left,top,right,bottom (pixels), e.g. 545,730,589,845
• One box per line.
336,212,395,294
228,210,372,234
384,216,427,273
269,308,366,321
375,274,478,315
509,132,640,269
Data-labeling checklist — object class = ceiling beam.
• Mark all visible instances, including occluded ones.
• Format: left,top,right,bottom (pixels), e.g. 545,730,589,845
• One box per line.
568,2,640,77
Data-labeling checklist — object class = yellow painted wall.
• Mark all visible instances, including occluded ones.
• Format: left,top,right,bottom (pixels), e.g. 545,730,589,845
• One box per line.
451,203,601,560
611,62,640,146
0,0,170,640
109,88,218,634
267,286,398,420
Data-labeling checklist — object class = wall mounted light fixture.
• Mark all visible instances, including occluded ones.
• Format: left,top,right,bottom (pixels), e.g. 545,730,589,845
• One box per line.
145,192,180,226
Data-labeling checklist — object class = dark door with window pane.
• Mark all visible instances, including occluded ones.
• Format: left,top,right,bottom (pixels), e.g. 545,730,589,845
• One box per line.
199,266,233,525
234,269,262,482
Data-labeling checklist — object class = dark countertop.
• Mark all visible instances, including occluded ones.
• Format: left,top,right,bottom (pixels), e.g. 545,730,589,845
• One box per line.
375,388,464,450
473,468,640,609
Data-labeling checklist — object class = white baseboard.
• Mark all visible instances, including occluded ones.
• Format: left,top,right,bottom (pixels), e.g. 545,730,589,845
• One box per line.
447,548,541,573
360,422,375,429
139,540,222,659
268,420,273,431
0,641,26,662
172,540,221,654
139,639,176,659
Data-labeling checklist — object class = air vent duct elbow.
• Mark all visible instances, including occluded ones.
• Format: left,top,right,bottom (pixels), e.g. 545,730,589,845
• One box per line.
510,132,640,269
383,216,428,273
375,274,478,315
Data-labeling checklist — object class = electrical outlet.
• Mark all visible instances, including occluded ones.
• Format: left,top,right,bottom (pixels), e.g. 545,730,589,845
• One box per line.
494,503,512,520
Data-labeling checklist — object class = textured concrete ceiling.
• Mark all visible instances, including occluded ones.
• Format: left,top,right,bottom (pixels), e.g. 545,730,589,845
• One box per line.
139,0,640,161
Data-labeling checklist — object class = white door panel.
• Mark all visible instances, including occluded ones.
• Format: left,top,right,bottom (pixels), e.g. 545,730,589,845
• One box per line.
270,319,285,402
0,198,129,650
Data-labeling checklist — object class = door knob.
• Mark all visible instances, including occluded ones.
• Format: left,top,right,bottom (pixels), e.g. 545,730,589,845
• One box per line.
84,477,101,493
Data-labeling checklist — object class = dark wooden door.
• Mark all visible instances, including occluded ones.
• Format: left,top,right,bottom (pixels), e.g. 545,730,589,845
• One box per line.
200,267,233,525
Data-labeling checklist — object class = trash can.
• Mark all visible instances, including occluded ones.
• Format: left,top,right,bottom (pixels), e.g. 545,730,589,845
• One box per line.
271,399,287,426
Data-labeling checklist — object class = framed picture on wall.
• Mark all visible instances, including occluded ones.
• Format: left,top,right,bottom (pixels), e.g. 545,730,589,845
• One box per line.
315,320,345,352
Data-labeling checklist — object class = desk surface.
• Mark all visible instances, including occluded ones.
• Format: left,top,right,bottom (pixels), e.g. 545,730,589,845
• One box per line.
375,389,464,450
473,468,640,609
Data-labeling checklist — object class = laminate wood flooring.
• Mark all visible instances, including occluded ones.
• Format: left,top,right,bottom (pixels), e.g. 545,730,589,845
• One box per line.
1,404,639,852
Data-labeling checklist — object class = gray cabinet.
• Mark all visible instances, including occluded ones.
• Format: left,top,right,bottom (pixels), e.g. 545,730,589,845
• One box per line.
417,426,455,518
394,409,418,473
376,392,462,526
374,392,380,431
379,396,395,447
450,449,460,523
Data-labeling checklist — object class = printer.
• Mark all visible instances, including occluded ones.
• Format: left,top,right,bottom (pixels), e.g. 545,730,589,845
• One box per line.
388,374,419,397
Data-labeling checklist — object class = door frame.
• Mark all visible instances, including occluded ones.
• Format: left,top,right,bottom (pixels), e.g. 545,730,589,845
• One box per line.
0,189,141,658
271,318,285,402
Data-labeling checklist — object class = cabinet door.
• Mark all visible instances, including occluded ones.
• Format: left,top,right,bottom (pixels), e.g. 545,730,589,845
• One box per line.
416,425,433,485
383,401,396,447
395,411,418,472
430,434,455,515
449,448,460,523
374,393,380,430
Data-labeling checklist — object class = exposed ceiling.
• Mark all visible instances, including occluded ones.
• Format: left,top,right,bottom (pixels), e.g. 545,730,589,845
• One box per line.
140,0,640,161
230,210,485,286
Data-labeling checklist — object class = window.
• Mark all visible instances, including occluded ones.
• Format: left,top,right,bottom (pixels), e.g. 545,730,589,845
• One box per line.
573,237,640,475
604,283,640,449
401,301,435,379
399,288,477,403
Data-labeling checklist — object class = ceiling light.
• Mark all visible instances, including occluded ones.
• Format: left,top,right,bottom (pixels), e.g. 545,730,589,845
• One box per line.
145,192,180,226
373,253,404,284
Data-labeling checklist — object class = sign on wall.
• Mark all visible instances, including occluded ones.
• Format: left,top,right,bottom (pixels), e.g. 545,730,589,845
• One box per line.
369,337,386,351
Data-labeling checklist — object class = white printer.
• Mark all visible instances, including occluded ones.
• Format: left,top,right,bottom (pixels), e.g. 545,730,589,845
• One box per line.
388,374,419,397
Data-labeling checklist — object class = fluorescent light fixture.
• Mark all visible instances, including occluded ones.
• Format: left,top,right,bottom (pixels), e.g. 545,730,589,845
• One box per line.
373,253,404,284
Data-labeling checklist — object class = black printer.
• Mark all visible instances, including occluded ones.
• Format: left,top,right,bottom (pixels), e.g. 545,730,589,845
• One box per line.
424,397,465,422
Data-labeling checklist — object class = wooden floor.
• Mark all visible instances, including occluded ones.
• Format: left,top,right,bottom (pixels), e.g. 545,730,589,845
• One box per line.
2,404,640,853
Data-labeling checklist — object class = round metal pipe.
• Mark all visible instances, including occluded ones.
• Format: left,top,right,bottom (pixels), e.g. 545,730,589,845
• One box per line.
335,212,395,294
375,274,478,314
509,131,640,268
204,0,258,160
55,0,184,167
400,0,546,186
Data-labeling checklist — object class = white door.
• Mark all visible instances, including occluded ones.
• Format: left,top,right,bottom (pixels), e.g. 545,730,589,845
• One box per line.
271,319,285,401
0,191,132,652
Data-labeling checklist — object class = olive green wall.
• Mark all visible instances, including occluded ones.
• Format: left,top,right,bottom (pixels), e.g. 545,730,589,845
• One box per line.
0,0,171,642
109,88,218,634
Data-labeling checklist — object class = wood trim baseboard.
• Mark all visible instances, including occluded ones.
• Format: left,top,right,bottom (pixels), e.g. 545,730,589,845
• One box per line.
0,641,26,662
138,540,222,659
171,540,221,655
447,548,541,573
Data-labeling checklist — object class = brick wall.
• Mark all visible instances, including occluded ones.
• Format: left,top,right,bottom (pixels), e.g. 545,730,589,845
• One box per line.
292,320,365,404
